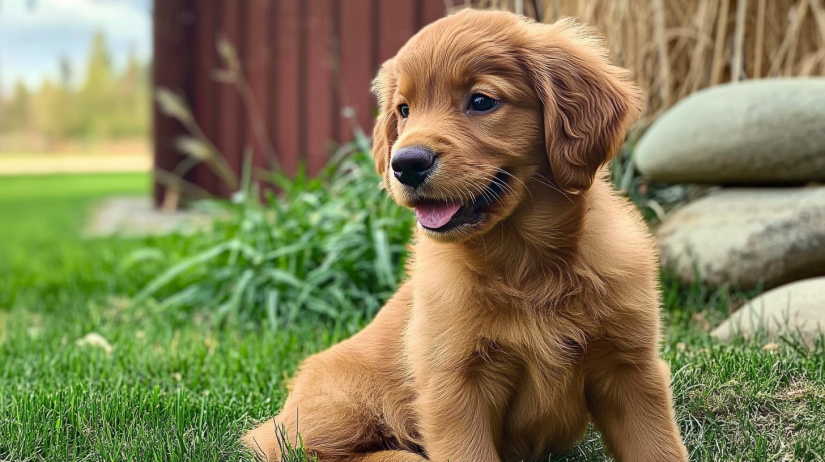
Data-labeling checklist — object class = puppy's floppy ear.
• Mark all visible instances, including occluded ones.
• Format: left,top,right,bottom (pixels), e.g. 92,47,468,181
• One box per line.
370,59,398,175
526,19,641,193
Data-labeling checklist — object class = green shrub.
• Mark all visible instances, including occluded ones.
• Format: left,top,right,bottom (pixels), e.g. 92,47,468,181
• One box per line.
131,144,415,329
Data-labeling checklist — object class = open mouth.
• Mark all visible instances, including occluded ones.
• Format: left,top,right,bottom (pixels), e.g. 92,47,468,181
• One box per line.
414,171,509,233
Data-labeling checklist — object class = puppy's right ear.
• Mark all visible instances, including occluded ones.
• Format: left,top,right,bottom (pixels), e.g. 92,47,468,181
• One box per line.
525,20,641,194
371,59,398,176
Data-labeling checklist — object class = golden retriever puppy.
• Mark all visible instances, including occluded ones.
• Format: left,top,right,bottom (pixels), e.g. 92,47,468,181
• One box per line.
244,9,688,462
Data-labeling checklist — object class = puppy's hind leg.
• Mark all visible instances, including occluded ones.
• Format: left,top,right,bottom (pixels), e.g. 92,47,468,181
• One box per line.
243,285,417,461
243,419,427,462
346,451,428,462
242,350,419,462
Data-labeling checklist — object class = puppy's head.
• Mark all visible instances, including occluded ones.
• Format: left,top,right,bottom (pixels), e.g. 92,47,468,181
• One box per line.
372,10,640,243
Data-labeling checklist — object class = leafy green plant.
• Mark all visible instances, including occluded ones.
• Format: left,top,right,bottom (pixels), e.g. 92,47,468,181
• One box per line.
130,141,415,329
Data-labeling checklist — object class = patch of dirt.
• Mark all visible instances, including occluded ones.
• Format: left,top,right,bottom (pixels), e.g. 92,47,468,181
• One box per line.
84,196,216,237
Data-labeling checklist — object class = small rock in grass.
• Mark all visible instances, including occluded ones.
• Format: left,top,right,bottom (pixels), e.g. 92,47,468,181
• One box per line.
712,277,825,343
76,332,113,354
762,342,780,351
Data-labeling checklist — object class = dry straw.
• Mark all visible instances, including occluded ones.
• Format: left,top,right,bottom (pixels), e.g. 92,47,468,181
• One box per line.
450,0,825,124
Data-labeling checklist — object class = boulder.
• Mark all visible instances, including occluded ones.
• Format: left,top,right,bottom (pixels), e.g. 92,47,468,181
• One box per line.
635,79,825,184
712,277,825,343
657,187,825,289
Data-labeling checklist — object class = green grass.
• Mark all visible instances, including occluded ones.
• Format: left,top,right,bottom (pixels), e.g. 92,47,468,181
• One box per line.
1,169,824,461
0,173,150,310
0,172,148,200
0,172,149,263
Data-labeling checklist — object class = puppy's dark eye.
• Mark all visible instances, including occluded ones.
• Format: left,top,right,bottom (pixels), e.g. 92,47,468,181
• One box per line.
399,104,410,118
470,94,497,112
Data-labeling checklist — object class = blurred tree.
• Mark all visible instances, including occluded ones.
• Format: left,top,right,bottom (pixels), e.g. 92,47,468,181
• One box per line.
59,55,72,88
0,30,151,148
31,78,58,143
79,31,116,139
109,49,149,137
55,55,82,138
3,80,31,132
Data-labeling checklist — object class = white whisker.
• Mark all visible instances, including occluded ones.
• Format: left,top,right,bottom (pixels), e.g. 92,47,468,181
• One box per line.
468,177,497,205
532,172,574,203
471,169,518,198
488,166,533,203
458,181,477,204
467,173,504,204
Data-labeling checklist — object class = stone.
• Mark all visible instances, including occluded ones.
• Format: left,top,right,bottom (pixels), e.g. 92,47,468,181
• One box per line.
656,187,825,289
84,196,215,237
635,79,825,184
712,277,825,343
76,332,114,354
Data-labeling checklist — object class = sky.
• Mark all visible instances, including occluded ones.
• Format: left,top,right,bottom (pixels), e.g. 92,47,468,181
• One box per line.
0,0,152,96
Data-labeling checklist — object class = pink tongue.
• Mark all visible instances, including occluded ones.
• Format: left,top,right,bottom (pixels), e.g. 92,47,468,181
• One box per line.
415,203,462,229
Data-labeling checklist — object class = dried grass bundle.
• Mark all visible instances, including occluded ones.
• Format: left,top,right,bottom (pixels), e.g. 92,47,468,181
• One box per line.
450,0,825,123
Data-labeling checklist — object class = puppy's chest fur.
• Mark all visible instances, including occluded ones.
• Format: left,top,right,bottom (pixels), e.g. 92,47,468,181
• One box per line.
405,266,597,458
408,253,599,366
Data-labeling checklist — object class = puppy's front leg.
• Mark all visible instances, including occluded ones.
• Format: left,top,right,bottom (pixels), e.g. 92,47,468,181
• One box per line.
584,343,688,462
417,370,505,462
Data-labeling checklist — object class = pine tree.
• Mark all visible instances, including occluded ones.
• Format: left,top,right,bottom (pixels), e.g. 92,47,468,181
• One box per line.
5,80,31,132
79,30,115,139
55,55,80,138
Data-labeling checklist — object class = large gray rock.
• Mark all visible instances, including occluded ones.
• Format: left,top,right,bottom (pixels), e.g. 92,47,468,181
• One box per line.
635,79,825,184
657,187,825,289
712,277,825,343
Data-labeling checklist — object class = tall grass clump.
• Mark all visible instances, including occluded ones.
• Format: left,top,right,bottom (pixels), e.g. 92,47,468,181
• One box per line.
131,143,415,329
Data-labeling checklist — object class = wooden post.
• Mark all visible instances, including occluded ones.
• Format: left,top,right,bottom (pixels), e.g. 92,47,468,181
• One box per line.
152,0,196,207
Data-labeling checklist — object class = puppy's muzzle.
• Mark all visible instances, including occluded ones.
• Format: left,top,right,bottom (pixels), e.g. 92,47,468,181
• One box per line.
392,147,435,188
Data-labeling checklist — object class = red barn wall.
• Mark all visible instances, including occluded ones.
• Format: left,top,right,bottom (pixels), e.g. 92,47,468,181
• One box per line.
153,0,448,203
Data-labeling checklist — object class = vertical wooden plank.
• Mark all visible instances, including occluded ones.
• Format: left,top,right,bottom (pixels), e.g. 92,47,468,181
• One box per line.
305,0,335,175
298,0,309,169
276,0,302,174
245,0,273,173
330,0,342,145
378,0,417,65
216,0,243,193
423,0,447,25
338,0,374,140
370,0,380,82
191,0,221,197
152,0,196,207
268,0,281,172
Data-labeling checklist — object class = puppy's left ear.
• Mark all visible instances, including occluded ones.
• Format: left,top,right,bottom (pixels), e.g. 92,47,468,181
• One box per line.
526,19,642,193
370,59,398,176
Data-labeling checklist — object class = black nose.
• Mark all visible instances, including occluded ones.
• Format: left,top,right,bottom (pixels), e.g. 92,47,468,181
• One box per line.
391,147,435,188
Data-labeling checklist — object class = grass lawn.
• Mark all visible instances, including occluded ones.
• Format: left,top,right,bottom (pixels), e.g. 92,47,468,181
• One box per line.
1,172,824,461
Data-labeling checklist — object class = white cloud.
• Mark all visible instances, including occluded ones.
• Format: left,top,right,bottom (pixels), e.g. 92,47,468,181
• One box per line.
35,0,149,34
2,0,150,36
0,0,152,94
